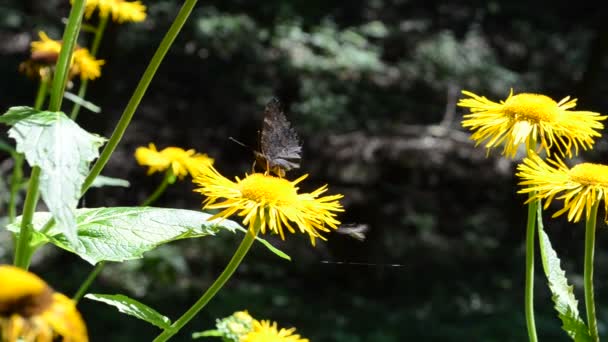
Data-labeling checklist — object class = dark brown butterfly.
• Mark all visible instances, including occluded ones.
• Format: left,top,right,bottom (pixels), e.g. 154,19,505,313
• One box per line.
254,98,302,177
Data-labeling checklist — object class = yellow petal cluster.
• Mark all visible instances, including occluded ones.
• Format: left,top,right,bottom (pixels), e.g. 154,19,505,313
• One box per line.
193,164,343,245
517,154,608,222
81,0,147,23
240,320,309,342
459,90,606,158
135,143,214,179
22,31,105,81
0,265,88,342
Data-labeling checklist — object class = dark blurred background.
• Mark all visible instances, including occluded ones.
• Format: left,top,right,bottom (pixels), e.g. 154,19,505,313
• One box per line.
2,1,608,341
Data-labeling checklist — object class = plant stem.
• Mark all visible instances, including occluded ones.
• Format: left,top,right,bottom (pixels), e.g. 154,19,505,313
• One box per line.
153,225,260,342
524,194,538,342
73,261,106,303
584,201,600,342
524,138,538,342
141,169,174,206
81,0,198,196
13,1,86,269
71,14,109,120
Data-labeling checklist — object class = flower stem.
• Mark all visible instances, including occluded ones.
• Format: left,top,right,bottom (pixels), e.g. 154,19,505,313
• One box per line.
141,169,174,206
524,138,538,342
70,14,109,121
73,261,106,303
152,225,260,342
13,0,86,270
584,201,600,341
524,195,538,342
80,0,198,196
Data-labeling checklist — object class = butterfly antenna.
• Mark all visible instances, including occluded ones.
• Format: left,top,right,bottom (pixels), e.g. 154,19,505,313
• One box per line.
228,136,248,149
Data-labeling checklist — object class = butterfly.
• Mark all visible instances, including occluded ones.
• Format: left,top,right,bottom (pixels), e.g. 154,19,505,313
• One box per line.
336,223,369,242
254,98,302,177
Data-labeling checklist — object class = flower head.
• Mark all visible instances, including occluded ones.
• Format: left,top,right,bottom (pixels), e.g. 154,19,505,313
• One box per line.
213,310,254,341
240,320,309,342
135,143,214,179
458,90,606,158
0,265,88,342
193,164,343,245
79,0,147,23
517,154,608,222
20,31,104,81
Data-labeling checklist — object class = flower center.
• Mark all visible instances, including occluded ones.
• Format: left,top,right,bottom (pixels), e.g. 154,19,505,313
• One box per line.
570,163,608,186
239,174,298,204
503,93,559,122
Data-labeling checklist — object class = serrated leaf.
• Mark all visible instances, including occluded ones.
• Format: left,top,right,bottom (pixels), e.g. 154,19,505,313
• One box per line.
2,107,105,250
91,175,131,188
537,206,591,341
85,294,171,329
9,207,241,264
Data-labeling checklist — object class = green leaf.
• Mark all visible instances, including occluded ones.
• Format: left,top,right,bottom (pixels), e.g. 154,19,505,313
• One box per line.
537,207,591,341
9,207,241,264
2,107,105,249
63,91,102,113
233,226,291,261
91,175,131,188
85,294,171,329
192,330,223,339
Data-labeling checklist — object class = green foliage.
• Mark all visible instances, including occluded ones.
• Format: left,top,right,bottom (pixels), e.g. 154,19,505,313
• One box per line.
9,207,241,264
1,107,105,249
91,175,131,188
537,212,591,341
85,294,172,329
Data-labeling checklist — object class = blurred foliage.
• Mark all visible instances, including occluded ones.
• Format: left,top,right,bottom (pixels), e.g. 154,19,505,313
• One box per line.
2,0,608,341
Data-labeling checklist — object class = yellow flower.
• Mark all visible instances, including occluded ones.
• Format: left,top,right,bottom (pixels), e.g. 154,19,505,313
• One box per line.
0,265,88,342
517,154,608,222
193,164,343,245
134,143,214,179
240,320,309,342
458,90,606,158
22,31,105,81
80,0,147,23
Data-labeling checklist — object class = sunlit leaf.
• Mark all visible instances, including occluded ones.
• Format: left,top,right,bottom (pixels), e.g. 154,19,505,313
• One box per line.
91,175,131,188
85,294,171,329
1,106,105,250
537,206,591,341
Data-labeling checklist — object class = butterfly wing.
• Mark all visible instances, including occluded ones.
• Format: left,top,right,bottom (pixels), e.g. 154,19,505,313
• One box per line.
260,98,302,175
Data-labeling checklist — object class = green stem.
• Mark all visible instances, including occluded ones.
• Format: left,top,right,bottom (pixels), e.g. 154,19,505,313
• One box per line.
8,79,49,224
153,225,260,342
525,195,538,342
13,0,86,270
584,201,600,342
70,14,109,120
80,0,198,196
141,169,173,206
524,138,538,342
73,261,106,303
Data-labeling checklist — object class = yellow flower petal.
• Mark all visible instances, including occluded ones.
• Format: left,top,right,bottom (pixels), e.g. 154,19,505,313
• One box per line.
193,165,343,245
240,320,309,342
517,154,608,222
77,0,147,23
459,90,606,158
0,265,88,342
134,144,213,179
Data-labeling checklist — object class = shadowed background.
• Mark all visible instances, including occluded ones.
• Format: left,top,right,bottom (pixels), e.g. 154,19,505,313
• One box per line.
2,1,608,341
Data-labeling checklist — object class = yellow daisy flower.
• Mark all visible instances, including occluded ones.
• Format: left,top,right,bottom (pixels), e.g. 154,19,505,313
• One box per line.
0,265,88,342
517,153,608,222
458,90,606,158
21,31,105,81
193,164,343,245
240,320,309,342
134,143,214,179
81,0,147,23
